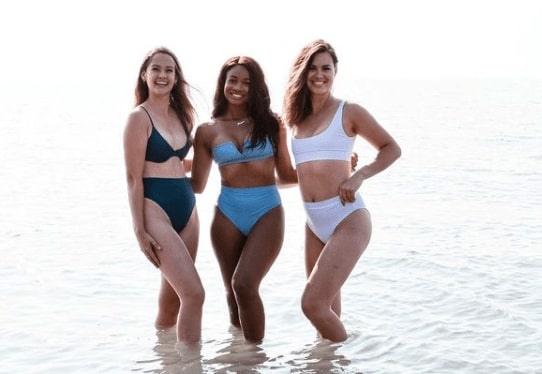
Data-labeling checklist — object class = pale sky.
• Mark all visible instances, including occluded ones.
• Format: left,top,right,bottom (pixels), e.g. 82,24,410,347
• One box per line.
1,0,541,107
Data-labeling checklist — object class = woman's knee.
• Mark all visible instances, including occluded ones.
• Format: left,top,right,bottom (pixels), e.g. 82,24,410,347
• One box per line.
231,275,257,300
301,289,326,320
186,285,205,307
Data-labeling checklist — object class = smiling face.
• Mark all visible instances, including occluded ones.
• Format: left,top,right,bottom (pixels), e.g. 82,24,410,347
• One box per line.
141,52,177,95
306,51,336,95
223,64,250,106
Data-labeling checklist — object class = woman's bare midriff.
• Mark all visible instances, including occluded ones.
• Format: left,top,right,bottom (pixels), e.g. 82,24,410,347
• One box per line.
143,158,188,178
218,157,277,188
296,160,351,202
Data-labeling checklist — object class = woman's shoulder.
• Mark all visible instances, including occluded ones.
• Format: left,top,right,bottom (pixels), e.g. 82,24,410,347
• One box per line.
125,106,151,132
342,100,371,118
342,100,380,135
194,119,223,137
127,105,145,118
198,117,225,128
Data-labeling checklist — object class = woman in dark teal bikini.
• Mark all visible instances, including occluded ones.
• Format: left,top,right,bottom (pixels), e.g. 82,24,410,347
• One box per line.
123,47,204,344
190,56,298,343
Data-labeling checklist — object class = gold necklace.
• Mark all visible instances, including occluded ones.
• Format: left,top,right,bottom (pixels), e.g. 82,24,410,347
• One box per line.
226,117,249,126
225,112,249,126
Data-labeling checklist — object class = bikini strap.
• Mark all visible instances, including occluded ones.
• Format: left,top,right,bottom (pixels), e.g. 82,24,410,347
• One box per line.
140,106,154,126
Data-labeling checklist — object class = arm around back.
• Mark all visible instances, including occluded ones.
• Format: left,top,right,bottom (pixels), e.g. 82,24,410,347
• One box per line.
274,120,298,186
190,123,215,194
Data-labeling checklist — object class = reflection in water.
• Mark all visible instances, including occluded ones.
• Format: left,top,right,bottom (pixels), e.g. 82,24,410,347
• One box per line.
145,329,204,373
289,338,359,374
134,327,365,373
204,327,270,373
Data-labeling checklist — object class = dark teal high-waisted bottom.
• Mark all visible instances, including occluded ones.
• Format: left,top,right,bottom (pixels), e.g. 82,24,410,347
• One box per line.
143,177,195,232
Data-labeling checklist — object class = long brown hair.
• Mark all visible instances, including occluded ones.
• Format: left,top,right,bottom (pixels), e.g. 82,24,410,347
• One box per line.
282,39,338,127
134,46,196,136
212,56,279,151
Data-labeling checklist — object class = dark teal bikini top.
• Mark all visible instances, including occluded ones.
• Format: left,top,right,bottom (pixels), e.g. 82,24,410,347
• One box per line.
212,138,274,166
141,106,191,163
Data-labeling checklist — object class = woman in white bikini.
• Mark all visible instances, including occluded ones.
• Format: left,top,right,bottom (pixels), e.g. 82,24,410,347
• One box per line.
282,39,402,342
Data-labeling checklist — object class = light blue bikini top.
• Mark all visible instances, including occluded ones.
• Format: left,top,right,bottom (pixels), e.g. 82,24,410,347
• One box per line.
212,137,274,166
291,100,355,165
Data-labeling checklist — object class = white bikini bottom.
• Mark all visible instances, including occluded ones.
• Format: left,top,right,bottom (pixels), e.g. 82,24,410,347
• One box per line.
303,193,366,243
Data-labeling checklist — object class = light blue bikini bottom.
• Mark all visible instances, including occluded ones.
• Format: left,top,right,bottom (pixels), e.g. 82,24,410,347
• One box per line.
217,185,281,236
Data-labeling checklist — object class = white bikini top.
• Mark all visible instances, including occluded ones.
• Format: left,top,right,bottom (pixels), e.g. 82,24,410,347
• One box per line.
291,100,355,165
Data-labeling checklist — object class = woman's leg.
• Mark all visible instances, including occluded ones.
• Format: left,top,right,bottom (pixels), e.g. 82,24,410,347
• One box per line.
145,203,204,343
302,209,371,342
233,205,284,343
303,227,342,318
210,207,246,328
155,275,180,330
154,210,199,330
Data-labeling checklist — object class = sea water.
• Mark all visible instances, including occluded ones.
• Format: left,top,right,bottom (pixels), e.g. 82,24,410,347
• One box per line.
1,78,541,373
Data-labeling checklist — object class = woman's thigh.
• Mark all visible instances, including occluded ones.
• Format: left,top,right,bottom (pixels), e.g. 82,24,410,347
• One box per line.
306,209,371,298
144,202,202,294
210,207,246,284
235,205,284,283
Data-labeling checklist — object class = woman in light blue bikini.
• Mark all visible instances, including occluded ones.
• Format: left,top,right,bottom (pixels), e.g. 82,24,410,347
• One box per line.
282,39,402,342
190,56,298,343
123,47,204,344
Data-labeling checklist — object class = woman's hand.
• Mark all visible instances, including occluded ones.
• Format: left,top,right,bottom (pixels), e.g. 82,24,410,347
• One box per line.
350,152,358,172
183,158,193,173
338,174,363,205
136,230,161,268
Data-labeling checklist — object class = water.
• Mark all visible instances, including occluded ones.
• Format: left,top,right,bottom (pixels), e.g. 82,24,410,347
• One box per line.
1,78,541,373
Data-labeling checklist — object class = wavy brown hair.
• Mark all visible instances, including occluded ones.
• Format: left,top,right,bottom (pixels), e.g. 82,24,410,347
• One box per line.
282,39,338,127
134,46,196,136
212,56,279,151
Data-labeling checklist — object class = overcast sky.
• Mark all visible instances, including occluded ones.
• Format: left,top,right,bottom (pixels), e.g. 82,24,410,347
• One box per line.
2,0,540,106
